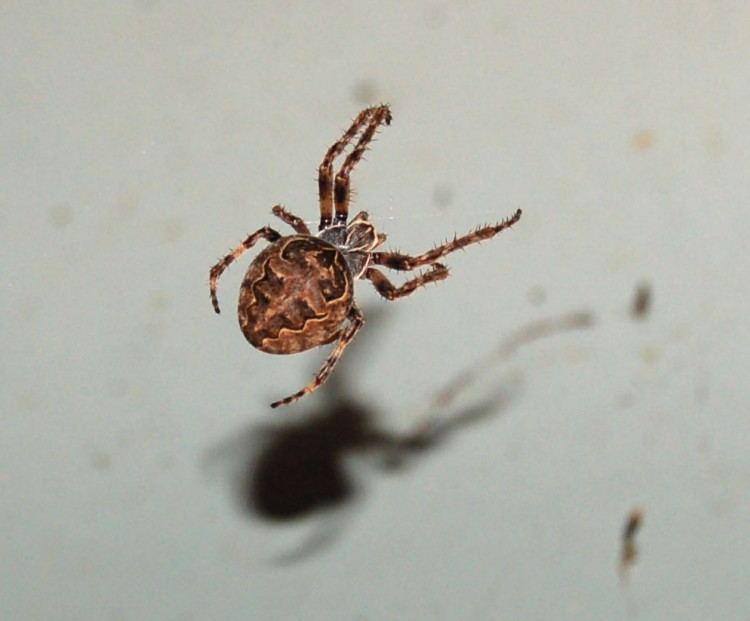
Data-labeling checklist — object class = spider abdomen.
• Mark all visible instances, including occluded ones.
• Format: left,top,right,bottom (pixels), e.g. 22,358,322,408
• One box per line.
238,235,354,355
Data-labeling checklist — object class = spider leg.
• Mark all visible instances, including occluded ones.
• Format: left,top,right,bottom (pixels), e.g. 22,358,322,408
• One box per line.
270,303,365,408
365,265,449,301
333,105,392,226
318,107,380,231
209,227,281,314
272,205,311,235
372,209,522,271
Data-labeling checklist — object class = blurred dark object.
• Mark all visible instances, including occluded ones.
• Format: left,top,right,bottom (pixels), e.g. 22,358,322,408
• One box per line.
204,309,593,562
631,282,652,320
620,506,644,582
241,391,498,521
246,398,401,520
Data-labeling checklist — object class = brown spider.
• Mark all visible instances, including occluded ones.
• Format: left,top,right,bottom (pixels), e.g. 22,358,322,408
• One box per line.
210,104,522,408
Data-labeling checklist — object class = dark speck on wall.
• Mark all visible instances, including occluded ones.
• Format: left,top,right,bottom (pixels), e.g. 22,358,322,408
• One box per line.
632,128,656,152
49,203,74,229
527,285,546,306
351,80,380,106
631,282,652,319
432,183,454,209
160,217,185,242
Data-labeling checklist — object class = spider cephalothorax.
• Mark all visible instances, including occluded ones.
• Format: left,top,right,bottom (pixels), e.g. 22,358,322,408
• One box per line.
210,105,521,408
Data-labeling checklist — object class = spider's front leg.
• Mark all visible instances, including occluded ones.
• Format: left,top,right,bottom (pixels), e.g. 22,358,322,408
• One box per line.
365,264,449,301
333,105,392,226
317,105,392,230
318,107,378,230
209,227,281,314
270,303,365,408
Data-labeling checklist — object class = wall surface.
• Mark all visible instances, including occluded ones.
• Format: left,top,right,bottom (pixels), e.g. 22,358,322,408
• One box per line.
2,2,749,620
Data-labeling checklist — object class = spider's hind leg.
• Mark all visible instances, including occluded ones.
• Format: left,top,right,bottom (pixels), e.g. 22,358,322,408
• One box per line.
272,205,311,235
209,226,281,314
270,303,365,408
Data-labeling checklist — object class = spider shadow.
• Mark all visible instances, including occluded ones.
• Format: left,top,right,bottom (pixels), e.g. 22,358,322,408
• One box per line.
205,307,516,562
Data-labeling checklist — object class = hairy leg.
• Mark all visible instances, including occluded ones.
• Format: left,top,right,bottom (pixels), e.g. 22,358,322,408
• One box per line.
270,303,365,408
209,227,281,314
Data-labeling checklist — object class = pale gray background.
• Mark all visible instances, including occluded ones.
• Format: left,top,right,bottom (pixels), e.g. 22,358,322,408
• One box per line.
2,2,749,620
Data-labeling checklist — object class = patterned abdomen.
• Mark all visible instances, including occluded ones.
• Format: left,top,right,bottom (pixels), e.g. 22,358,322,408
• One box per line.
238,236,354,354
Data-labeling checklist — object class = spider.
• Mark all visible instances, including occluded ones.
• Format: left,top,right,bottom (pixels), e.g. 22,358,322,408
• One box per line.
209,104,522,408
